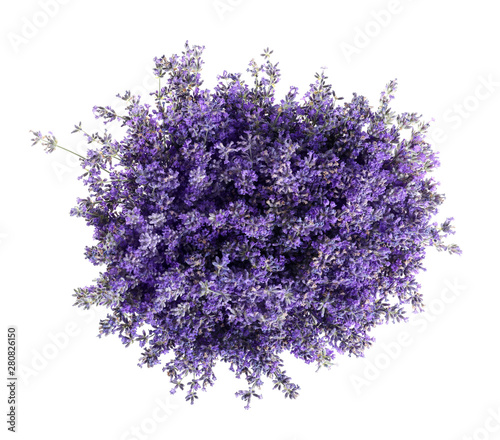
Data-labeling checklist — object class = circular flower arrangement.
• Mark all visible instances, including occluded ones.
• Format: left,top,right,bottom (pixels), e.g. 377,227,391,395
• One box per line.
31,41,460,409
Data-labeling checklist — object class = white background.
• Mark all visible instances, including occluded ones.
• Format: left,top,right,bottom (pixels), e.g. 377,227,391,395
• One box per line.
1,1,499,439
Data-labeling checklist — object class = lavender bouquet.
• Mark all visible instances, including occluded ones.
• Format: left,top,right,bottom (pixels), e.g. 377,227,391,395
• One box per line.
31,41,460,409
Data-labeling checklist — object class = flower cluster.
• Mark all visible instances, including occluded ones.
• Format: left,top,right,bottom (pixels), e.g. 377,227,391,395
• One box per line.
31,41,460,409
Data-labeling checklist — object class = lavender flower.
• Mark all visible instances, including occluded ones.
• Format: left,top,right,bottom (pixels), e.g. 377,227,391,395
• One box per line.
30,41,461,410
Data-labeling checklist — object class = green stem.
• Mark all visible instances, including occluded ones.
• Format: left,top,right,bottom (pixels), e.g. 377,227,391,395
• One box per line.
55,143,111,175
55,143,86,160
